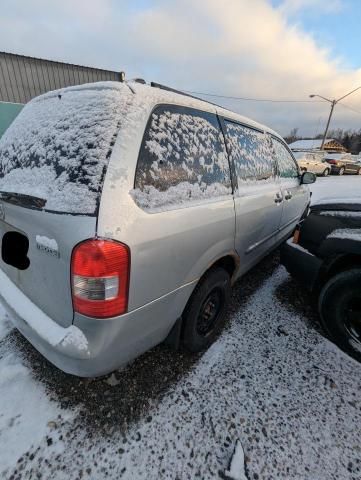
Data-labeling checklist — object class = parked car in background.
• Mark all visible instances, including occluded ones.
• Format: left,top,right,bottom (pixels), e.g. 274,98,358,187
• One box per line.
0,80,315,377
293,151,330,176
281,201,361,361
325,153,361,175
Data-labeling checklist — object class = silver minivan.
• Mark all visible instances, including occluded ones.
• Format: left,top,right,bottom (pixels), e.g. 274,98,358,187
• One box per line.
0,81,314,376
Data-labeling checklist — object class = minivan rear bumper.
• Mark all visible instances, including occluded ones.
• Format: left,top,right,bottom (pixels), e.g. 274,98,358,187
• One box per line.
0,267,196,377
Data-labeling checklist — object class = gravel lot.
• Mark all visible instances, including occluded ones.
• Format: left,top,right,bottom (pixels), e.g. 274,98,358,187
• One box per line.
1,176,361,480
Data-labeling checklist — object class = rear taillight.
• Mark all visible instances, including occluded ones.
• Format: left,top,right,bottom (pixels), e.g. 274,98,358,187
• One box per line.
327,159,336,165
71,239,130,318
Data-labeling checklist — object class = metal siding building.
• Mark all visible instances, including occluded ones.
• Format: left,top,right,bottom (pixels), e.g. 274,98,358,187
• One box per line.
0,52,121,136
0,52,121,103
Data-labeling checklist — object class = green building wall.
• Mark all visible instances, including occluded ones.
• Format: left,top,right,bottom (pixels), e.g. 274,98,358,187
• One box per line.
0,102,24,138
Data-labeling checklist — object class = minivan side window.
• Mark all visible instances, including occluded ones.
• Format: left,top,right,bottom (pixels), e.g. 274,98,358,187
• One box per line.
224,121,275,184
272,138,299,178
133,105,231,210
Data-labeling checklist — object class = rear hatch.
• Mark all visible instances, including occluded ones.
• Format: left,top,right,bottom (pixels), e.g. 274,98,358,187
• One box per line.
0,82,130,327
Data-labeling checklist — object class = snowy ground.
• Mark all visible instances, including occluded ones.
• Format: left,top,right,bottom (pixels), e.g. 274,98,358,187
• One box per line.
1,176,360,480
310,174,361,205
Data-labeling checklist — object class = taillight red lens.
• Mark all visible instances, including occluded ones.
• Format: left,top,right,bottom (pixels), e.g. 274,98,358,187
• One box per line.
71,239,130,318
327,159,336,164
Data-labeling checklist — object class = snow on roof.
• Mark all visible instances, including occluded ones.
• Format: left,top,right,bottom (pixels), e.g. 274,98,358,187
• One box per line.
288,139,336,150
126,81,283,139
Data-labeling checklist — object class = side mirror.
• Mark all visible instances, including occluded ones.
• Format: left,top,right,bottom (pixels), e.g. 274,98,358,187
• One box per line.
301,171,316,184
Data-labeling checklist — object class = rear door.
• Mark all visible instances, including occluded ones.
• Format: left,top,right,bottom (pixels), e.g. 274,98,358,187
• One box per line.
222,120,283,273
0,83,131,326
272,138,309,240
125,104,235,304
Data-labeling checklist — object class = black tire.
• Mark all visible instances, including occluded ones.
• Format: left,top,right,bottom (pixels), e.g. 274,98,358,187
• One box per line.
319,269,361,361
338,167,345,176
322,168,330,177
182,268,231,352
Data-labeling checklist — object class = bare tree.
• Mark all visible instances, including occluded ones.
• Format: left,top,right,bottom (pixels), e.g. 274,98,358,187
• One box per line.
284,127,299,144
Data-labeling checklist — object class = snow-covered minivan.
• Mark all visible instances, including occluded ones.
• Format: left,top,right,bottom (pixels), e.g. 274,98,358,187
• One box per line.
0,81,315,376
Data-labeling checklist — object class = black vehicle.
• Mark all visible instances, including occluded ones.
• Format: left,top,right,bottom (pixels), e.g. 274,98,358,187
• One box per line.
281,202,361,361
325,154,361,175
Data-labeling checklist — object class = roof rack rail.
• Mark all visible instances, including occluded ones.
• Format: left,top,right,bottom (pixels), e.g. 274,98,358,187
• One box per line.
149,81,231,112
150,82,203,102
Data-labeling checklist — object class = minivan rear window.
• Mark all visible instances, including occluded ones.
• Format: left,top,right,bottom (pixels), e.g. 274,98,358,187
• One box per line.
0,84,129,215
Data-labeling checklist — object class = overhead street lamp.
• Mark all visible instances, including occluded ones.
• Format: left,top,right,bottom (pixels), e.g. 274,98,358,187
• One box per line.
309,86,361,149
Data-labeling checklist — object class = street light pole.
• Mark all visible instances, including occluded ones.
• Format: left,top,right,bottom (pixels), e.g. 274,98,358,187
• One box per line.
320,100,336,150
309,86,361,150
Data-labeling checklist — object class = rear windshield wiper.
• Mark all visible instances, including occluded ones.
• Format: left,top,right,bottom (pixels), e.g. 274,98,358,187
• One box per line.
0,191,47,209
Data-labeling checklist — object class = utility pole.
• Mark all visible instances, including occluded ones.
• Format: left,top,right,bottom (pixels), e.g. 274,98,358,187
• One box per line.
320,100,336,149
309,86,361,150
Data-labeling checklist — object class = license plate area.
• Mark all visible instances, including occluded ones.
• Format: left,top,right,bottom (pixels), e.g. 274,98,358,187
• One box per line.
1,230,30,270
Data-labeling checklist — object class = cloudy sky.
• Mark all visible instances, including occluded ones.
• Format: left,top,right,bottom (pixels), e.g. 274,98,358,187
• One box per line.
1,0,360,136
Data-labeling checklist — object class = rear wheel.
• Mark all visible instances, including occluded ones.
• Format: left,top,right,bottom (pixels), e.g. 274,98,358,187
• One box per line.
182,268,230,352
322,168,330,177
338,167,345,175
319,269,361,361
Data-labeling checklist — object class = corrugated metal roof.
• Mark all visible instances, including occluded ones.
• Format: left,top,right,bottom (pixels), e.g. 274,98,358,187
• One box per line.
0,52,121,104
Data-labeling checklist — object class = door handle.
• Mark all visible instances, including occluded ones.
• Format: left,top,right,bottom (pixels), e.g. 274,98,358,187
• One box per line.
274,193,283,204
284,190,292,201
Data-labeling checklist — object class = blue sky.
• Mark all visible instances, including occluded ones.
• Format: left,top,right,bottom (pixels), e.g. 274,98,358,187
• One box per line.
0,0,360,136
272,0,361,69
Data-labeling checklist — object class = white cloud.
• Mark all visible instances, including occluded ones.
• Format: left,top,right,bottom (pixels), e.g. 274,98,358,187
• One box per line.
0,0,360,136
279,0,343,15
125,0,361,134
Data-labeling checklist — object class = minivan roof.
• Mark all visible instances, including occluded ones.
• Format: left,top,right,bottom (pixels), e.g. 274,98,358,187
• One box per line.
127,81,283,140
37,80,283,142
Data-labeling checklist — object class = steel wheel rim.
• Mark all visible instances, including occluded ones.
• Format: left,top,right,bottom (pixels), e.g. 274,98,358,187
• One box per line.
196,288,223,336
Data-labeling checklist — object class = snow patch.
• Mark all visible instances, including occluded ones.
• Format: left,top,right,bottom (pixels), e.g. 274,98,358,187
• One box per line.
105,373,121,387
310,176,361,206
327,228,361,241
0,351,64,476
36,235,58,252
131,181,231,212
225,440,248,480
60,326,89,352
319,210,361,218
286,238,313,256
